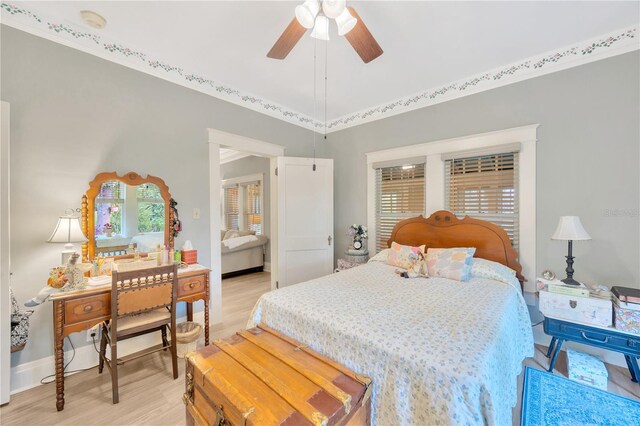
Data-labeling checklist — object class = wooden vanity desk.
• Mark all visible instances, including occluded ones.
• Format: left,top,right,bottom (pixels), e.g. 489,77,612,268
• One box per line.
51,264,210,411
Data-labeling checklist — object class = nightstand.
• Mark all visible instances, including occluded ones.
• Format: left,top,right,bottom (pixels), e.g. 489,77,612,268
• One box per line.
543,316,640,383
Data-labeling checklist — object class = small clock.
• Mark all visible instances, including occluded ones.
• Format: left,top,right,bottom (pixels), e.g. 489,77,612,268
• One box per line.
353,240,362,250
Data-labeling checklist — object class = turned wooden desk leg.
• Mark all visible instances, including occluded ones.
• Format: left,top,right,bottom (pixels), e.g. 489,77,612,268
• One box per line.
204,300,209,346
53,300,65,411
204,274,210,346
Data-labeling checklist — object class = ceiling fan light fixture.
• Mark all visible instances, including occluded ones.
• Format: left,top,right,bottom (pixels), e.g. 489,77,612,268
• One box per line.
310,15,330,41
321,0,346,19
295,0,320,29
335,8,357,36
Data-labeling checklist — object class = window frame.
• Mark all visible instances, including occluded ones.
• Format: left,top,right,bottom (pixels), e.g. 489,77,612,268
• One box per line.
221,173,264,235
366,125,538,291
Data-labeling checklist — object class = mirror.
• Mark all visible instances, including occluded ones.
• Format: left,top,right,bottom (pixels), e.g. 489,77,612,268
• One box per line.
81,172,174,261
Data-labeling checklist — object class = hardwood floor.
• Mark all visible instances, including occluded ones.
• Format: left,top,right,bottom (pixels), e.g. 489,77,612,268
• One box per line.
1,272,638,425
0,272,272,426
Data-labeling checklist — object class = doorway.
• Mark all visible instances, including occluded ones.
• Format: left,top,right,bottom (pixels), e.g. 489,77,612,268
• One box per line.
207,129,284,330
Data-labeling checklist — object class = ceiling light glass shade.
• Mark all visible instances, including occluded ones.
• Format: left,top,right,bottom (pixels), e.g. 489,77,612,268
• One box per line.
310,15,330,41
335,8,357,36
322,0,346,19
295,0,320,29
48,215,88,243
551,216,592,241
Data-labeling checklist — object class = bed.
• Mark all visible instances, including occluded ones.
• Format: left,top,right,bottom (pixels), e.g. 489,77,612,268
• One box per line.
249,211,534,425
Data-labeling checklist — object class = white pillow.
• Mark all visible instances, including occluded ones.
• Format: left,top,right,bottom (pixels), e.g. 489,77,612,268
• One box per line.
368,249,390,263
223,230,241,240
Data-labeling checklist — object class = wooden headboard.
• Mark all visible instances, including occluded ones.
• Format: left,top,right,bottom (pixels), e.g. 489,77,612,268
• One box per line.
387,210,524,285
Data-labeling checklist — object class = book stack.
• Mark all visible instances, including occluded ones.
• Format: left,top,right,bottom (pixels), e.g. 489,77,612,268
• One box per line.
611,287,640,335
536,278,590,298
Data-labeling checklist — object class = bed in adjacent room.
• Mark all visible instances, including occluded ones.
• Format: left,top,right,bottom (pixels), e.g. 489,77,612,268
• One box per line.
249,211,534,425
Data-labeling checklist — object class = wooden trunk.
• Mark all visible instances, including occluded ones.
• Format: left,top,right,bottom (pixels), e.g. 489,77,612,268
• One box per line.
183,324,371,426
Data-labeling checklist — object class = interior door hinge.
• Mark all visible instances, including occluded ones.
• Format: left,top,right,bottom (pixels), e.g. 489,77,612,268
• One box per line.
275,167,278,176
276,281,279,289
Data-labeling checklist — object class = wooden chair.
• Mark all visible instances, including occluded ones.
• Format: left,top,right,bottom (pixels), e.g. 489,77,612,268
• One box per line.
98,264,178,404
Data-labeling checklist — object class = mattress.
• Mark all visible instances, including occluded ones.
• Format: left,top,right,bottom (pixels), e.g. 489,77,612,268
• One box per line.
249,260,534,425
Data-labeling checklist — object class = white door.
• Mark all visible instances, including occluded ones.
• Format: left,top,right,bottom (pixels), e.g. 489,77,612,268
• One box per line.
277,157,333,288
1,102,11,404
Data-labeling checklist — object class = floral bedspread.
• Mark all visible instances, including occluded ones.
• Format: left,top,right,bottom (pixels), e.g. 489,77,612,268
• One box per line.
249,261,534,425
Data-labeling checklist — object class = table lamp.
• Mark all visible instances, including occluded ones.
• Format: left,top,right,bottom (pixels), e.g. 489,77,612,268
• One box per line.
551,216,591,286
48,212,88,264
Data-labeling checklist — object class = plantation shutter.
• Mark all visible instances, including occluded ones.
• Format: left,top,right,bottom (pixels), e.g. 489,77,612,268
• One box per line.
375,161,426,252
224,186,239,230
444,146,519,249
244,182,262,235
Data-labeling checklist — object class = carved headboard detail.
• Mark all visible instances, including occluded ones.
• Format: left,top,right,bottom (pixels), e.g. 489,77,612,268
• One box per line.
387,210,524,285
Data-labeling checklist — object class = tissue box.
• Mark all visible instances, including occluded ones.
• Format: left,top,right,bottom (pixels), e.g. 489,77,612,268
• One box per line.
181,250,197,265
567,349,608,390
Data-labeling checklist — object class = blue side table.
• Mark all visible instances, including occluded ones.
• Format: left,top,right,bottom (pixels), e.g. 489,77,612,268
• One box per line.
543,316,640,383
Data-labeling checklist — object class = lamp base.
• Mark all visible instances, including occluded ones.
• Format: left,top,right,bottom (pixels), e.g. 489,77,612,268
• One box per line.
561,277,581,286
61,243,76,265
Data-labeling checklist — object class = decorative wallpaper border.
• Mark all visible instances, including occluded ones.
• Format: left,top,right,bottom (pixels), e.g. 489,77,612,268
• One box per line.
1,2,638,133
326,26,638,131
0,2,321,130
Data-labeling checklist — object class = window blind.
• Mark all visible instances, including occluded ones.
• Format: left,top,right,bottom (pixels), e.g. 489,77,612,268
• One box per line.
244,183,262,235
224,186,239,230
375,162,425,252
444,151,519,249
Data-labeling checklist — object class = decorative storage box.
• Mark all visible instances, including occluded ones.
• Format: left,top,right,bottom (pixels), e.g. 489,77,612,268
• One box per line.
566,349,608,390
614,306,640,335
181,249,198,265
539,289,613,327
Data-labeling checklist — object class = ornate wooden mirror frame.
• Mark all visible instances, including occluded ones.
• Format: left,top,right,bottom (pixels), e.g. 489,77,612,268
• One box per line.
81,172,174,261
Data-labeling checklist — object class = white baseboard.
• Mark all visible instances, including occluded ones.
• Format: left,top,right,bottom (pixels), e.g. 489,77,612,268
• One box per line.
263,262,271,272
10,312,209,395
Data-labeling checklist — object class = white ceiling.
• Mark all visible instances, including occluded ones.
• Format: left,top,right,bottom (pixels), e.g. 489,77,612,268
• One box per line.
9,1,640,125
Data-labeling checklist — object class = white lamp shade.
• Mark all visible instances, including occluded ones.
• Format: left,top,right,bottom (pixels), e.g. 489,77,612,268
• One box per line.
310,15,330,41
295,0,320,29
551,216,591,241
48,216,88,243
322,0,346,19
335,7,357,36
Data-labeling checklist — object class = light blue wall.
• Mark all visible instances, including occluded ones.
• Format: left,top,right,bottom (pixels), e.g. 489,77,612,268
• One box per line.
326,51,640,291
1,26,324,364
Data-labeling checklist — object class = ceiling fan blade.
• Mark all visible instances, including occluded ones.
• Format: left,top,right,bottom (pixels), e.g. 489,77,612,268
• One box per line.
267,17,307,60
344,7,383,64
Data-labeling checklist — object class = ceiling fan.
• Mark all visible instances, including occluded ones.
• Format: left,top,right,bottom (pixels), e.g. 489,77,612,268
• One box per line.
267,0,383,64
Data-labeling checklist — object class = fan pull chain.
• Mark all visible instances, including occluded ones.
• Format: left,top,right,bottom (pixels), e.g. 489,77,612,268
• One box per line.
312,35,317,172
324,23,328,142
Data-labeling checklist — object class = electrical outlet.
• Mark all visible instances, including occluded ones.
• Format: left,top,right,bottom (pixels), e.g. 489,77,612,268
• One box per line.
87,324,100,342
193,208,201,219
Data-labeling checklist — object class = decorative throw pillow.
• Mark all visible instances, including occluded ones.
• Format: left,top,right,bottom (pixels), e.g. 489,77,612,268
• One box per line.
425,247,476,281
386,242,426,270
223,230,241,240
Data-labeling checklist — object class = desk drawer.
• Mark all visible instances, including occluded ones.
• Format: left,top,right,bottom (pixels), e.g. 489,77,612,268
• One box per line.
178,275,205,297
65,293,110,324
546,319,640,356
